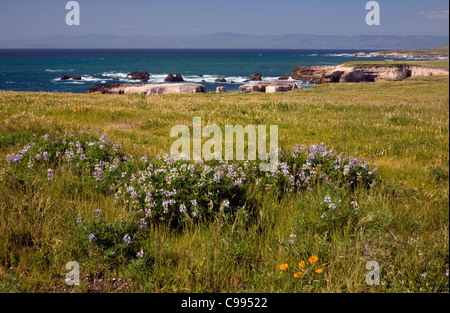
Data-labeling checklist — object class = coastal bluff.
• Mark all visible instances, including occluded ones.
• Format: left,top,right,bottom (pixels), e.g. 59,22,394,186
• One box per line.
88,83,206,95
290,64,449,84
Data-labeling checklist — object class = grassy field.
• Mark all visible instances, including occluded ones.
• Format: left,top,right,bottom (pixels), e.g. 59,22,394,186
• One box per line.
0,75,449,293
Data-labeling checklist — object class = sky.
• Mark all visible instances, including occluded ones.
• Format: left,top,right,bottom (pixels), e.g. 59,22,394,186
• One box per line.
0,0,449,41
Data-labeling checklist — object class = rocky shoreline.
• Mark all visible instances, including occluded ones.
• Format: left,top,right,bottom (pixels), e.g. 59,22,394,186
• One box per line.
289,64,449,84
87,62,449,95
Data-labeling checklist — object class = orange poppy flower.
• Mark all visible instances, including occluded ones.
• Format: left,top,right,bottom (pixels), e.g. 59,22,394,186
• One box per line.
279,264,288,271
294,272,303,279
299,261,305,269
315,269,323,274
308,256,319,264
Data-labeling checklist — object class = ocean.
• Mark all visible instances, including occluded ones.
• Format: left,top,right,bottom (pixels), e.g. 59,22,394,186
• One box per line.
0,49,408,93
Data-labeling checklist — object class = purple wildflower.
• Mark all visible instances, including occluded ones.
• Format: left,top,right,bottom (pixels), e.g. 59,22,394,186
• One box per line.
88,233,97,242
6,153,23,163
139,219,148,228
47,168,55,181
137,250,144,258
123,234,132,244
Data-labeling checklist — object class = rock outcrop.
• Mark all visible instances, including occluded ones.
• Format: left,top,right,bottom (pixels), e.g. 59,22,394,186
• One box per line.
290,64,449,84
278,74,290,80
61,75,82,80
164,74,184,82
215,78,227,82
88,83,206,95
87,83,121,94
239,81,299,93
127,71,150,82
249,73,262,81
216,86,226,93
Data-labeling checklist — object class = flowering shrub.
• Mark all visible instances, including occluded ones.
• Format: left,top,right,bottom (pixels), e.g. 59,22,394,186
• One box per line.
3,132,377,225
2,131,378,266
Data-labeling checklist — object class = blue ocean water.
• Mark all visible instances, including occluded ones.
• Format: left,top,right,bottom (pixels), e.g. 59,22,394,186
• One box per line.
0,49,403,93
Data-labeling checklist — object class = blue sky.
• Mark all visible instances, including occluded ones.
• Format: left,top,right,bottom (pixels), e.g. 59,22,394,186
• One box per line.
0,0,448,40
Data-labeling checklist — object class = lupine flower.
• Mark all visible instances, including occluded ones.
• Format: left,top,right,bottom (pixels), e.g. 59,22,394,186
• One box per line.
328,203,337,210
123,234,132,244
47,168,55,181
94,209,102,214
137,250,144,258
6,153,24,163
20,146,32,154
351,201,359,211
139,219,148,228
76,216,82,224
88,233,97,242
113,145,121,153
290,234,297,244
324,195,332,204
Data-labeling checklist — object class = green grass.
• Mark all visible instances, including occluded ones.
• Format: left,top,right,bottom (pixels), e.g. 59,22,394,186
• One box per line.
0,76,449,293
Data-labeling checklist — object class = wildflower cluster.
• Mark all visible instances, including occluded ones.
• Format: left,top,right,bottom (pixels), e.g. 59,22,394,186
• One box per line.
3,132,377,227
279,255,324,279
72,104,86,113
4,130,123,190
2,131,379,271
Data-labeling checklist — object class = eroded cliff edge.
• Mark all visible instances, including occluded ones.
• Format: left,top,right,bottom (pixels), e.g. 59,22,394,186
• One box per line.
290,64,449,84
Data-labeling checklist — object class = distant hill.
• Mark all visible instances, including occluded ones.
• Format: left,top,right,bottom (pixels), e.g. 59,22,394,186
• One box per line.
0,33,448,50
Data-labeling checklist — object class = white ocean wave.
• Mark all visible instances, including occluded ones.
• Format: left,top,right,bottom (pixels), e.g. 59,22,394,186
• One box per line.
45,69,74,72
324,53,354,57
101,72,130,78
50,72,308,86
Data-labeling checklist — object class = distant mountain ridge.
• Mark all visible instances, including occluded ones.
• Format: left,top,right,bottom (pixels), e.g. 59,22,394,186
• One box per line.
0,33,448,50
